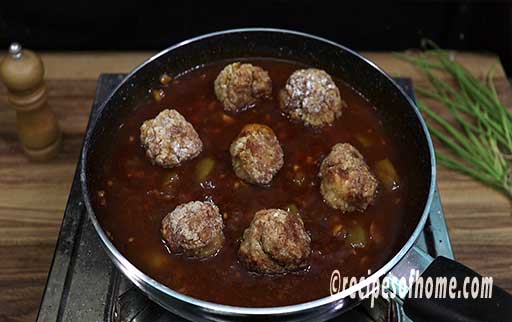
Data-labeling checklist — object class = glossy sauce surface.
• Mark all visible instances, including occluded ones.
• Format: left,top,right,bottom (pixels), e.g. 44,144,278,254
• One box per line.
94,59,407,307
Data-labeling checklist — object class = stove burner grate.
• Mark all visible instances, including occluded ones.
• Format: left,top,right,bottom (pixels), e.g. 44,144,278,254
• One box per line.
36,75,453,322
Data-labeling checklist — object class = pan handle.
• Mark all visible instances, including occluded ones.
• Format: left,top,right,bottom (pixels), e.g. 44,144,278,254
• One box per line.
386,245,512,322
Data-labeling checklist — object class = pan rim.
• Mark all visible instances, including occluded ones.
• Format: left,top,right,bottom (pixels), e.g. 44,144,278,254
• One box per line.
79,27,436,316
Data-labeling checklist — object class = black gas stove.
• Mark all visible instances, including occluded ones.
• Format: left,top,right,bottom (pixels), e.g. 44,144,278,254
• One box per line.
36,74,454,322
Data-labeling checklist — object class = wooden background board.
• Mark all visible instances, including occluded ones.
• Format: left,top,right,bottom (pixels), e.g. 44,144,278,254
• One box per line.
0,51,510,322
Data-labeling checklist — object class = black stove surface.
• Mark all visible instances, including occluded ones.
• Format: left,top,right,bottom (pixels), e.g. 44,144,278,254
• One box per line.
36,74,453,322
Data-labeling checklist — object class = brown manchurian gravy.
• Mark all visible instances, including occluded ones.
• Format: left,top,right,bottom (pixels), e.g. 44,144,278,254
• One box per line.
94,59,406,307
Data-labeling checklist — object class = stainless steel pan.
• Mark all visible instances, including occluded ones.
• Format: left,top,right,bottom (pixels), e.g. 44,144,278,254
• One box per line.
80,28,511,322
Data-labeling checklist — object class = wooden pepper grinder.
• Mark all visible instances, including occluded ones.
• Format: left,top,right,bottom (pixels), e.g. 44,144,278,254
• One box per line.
0,43,61,161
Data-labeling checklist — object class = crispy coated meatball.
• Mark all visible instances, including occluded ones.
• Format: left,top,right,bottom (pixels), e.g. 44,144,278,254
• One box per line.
140,109,203,168
229,124,284,185
279,68,344,127
161,201,224,258
214,62,272,112
319,143,378,212
238,209,311,274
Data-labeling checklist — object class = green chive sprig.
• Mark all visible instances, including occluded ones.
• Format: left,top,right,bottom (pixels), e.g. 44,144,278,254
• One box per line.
396,41,512,197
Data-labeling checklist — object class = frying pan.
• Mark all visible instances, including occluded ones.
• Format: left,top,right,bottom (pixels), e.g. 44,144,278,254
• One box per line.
80,29,511,322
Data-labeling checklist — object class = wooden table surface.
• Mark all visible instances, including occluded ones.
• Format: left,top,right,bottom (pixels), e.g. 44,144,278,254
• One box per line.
0,51,511,322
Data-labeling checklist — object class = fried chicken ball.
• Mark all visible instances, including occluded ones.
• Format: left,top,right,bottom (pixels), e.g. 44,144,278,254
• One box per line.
238,208,311,274
140,109,203,168
161,201,224,258
279,68,344,127
214,62,272,112
229,124,284,185
319,143,378,212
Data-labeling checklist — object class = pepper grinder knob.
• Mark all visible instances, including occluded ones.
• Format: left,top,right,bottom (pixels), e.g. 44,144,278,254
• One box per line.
0,43,61,161
9,43,22,59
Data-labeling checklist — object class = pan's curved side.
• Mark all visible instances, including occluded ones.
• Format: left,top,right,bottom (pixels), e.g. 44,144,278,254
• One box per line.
80,28,436,321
